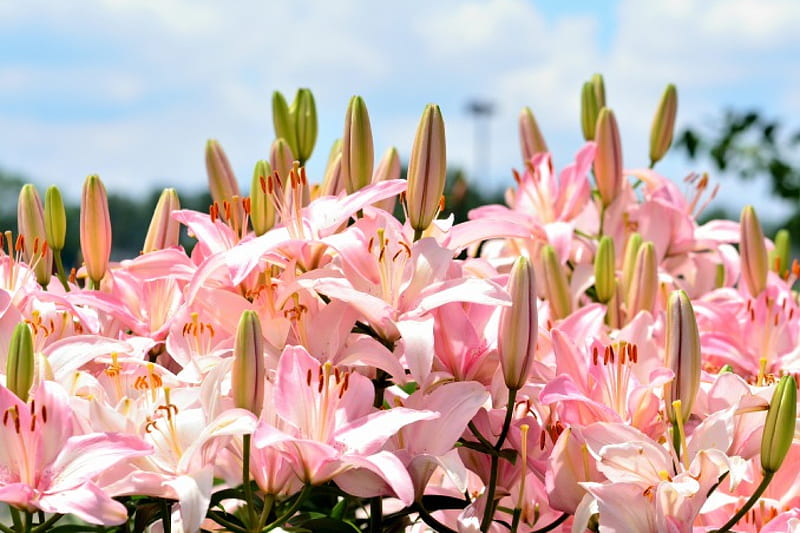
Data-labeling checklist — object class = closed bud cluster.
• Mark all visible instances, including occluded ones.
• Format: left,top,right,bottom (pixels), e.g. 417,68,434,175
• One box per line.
406,104,447,236
142,188,181,254
519,106,548,162
341,96,374,195
80,174,112,286
498,256,538,390
232,310,265,417
740,205,768,297
663,290,701,425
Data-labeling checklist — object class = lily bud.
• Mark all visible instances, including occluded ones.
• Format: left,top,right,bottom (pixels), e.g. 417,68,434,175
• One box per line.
519,106,548,162
232,310,265,417
740,205,768,297
272,91,297,157
580,81,600,141
321,151,344,197
621,232,643,295
663,290,701,425
250,160,275,236
270,138,295,188
591,73,606,108
292,88,317,164
769,229,791,276
372,147,401,212
593,108,623,207
649,84,678,165
341,95,374,194
6,322,34,401
406,104,447,235
761,375,797,474
205,139,241,209
80,174,112,286
499,256,538,390
17,184,52,286
594,236,616,303
142,188,181,253
625,241,657,317
541,245,571,320
44,186,66,252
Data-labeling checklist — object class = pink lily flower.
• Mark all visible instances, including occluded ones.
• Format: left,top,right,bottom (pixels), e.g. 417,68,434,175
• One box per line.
0,381,152,524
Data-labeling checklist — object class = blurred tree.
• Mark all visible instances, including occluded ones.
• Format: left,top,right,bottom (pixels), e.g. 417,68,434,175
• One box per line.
676,110,800,236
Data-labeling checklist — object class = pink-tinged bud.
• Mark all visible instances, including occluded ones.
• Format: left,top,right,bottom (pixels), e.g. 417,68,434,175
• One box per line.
270,138,295,188
663,290,701,425
320,150,344,197
594,236,616,303
541,245,571,320
580,81,600,141
6,322,34,401
593,108,623,207
499,256,538,390
407,104,447,235
625,241,657,317
341,95,374,194
205,139,241,209
232,310,265,417
372,147,401,212
621,232,643,295
740,205,768,297
649,84,678,165
80,174,112,286
44,186,66,252
142,188,181,253
250,160,275,236
17,184,52,286
519,106,548,163
761,375,797,474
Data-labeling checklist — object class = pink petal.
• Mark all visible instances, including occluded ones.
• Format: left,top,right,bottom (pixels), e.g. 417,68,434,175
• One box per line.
39,482,129,525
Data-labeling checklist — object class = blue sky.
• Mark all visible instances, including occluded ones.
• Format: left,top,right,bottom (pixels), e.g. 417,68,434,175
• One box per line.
1,0,799,222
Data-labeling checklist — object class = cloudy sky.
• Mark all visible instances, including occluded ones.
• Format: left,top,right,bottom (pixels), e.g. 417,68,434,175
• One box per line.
1,0,799,221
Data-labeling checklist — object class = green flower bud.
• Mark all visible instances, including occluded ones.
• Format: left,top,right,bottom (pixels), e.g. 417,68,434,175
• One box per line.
250,160,275,236
406,104,447,235
581,81,600,141
272,91,297,157
44,186,66,252
649,84,678,165
740,205,768,297
499,256,538,390
6,322,34,401
621,232,643,295
17,184,52,286
80,175,112,286
593,108,623,207
761,375,797,474
541,244,571,320
142,188,181,254
769,229,791,276
519,107,548,162
292,88,318,164
591,73,606,108
232,310,265,417
663,290,701,425
341,96,374,194
594,236,616,303
625,241,658,317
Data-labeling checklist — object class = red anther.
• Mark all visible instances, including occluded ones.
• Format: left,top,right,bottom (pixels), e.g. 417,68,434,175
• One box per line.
750,308,756,322
206,324,215,336
342,371,350,391
300,166,308,185
306,369,312,386
775,313,780,326
367,237,374,252
632,344,638,363
14,416,20,434
33,237,39,254
243,197,251,215
438,195,445,212
539,429,546,450
318,373,324,393
399,241,412,256
334,367,341,384
223,201,232,221
15,234,24,252
603,345,611,365
592,345,599,365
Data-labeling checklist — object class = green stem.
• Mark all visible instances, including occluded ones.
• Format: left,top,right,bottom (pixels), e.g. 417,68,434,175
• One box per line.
532,512,570,533
31,514,64,533
414,502,458,533
0,523,13,533
598,204,607,237
510,508,522,533
263,484,312,531
468,421,495,450
480,388,518,532
413,228,424,242
207,510,247,533
53,251,70,291
712,470,775,533
9,507,22,533
242,434,257,530
161,500,172,533
256,495,274,532
369,497,383,533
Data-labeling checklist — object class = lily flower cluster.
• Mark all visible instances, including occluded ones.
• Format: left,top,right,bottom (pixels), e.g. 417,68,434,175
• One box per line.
1,78,798,533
